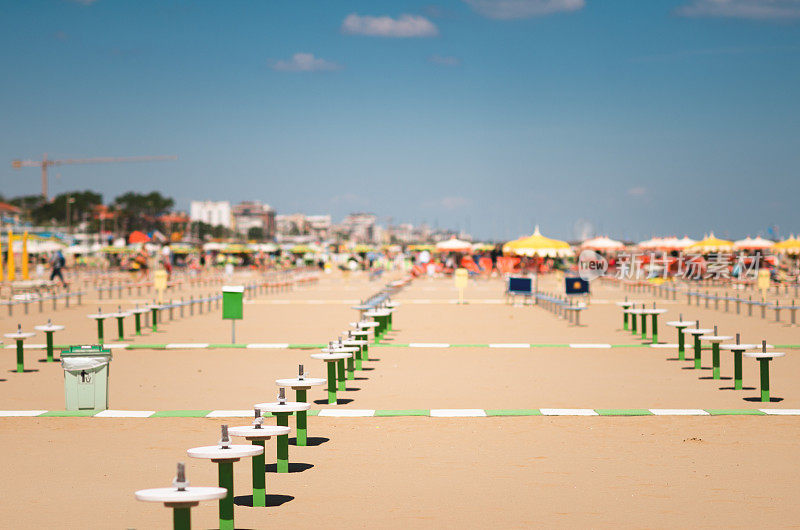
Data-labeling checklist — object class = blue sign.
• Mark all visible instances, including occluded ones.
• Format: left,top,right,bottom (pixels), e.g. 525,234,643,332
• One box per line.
565,277,589,295
508,277,532,295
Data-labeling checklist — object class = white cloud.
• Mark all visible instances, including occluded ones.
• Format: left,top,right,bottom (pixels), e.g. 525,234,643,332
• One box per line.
627,187,647,197
341,13,439,37
429,55,461,66
676,0,800,19
440,196,472,209
463,0,585,19
270,53,341,72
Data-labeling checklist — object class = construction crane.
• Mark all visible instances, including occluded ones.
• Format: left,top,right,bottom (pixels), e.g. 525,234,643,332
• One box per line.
11,154,178,200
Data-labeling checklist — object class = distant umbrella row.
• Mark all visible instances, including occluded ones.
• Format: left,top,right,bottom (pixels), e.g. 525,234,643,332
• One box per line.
499,228,800,258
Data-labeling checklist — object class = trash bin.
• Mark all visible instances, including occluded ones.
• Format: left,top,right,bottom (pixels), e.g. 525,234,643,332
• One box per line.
60,345,112,411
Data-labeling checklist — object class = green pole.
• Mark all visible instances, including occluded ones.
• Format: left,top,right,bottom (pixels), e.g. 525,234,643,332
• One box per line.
326,361,336,404
388,311,393,331
677,328,686,361
651,314,658,344
15,339,24,373
336,359,346,391
640,313,647,340
275,412,290,473
362,342,369,361
355,344,363,371
712,343,721,379
217,461,234,530
623,311,629,331
151,307,158,332
295,388,307,446
734,350,743,390
759,358,770,402
346,355,354,380
45,331,54,362
134,313,142,335
97,319,104,345
694,335,702,369
631,312,637,334
172,507,191,530
251,440,266,507
116,317,124,341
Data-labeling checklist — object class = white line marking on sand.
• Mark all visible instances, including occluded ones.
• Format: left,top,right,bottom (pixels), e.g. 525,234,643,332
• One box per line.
0,410,47,417
94,410,155,418
430,409,487,417
206,410,254,418
318,409,375,417
540,408,598,416
166,343,209,349
650,344,679,348
649,409,709,416
760,409,800,415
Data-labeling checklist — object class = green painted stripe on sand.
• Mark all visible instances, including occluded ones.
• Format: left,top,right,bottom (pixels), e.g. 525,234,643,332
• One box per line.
151,410,212,418
374,409,429,416
596,409,653,416
39,410,99,417
485,409,542,416
207,344,247,349
288,344,326,349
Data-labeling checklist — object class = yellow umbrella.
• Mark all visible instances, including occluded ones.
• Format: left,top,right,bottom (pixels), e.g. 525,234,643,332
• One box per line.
688,233,734,253
774,235,800,254
503,226,573,257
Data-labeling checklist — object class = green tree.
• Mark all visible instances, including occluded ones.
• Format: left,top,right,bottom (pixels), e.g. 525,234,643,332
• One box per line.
247,226,264,241
113,191,175,231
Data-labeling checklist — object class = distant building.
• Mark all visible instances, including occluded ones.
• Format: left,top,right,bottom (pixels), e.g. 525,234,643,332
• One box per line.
190,201,232,229
339,213,377,243
306,215,331,240
232,201,276,240
275,213,331,242
0,202,22,226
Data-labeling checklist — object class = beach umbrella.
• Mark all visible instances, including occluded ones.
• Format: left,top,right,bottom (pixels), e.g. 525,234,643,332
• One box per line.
503,226,573,258
773,236,800,254
734,236,775,250
688,233,734,253
673,236,696,250
202,242,225,251
435,237,473,253
128,231,150,244
221,244,252,254
581,236,625,252
638,237,665,250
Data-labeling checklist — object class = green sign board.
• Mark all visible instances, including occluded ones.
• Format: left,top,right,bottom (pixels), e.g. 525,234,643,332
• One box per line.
222,286,244,320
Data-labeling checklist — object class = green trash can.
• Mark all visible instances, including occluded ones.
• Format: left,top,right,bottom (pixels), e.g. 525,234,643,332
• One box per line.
60,345,113,411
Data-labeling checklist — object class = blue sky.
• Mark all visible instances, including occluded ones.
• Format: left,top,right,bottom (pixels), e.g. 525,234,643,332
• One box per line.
1,0,799,241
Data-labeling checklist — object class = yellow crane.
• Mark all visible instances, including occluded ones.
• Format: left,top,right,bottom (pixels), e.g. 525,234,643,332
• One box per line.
11,154,177,200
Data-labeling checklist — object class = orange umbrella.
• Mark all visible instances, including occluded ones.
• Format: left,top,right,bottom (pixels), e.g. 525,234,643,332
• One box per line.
128,231,150,244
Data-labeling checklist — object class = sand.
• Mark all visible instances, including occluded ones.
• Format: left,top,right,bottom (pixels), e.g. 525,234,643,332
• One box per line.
1,271,799,528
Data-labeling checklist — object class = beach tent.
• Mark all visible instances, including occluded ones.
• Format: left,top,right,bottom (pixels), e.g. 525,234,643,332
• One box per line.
435,237,473,253
688,233,734,253
734,236,775,250
773,236,800,254
673,236,696,250
503,226,573,258
581,236,624,252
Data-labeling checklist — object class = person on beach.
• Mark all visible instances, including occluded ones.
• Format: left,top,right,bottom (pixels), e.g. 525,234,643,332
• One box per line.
49,249,67,287
134,245,150,280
